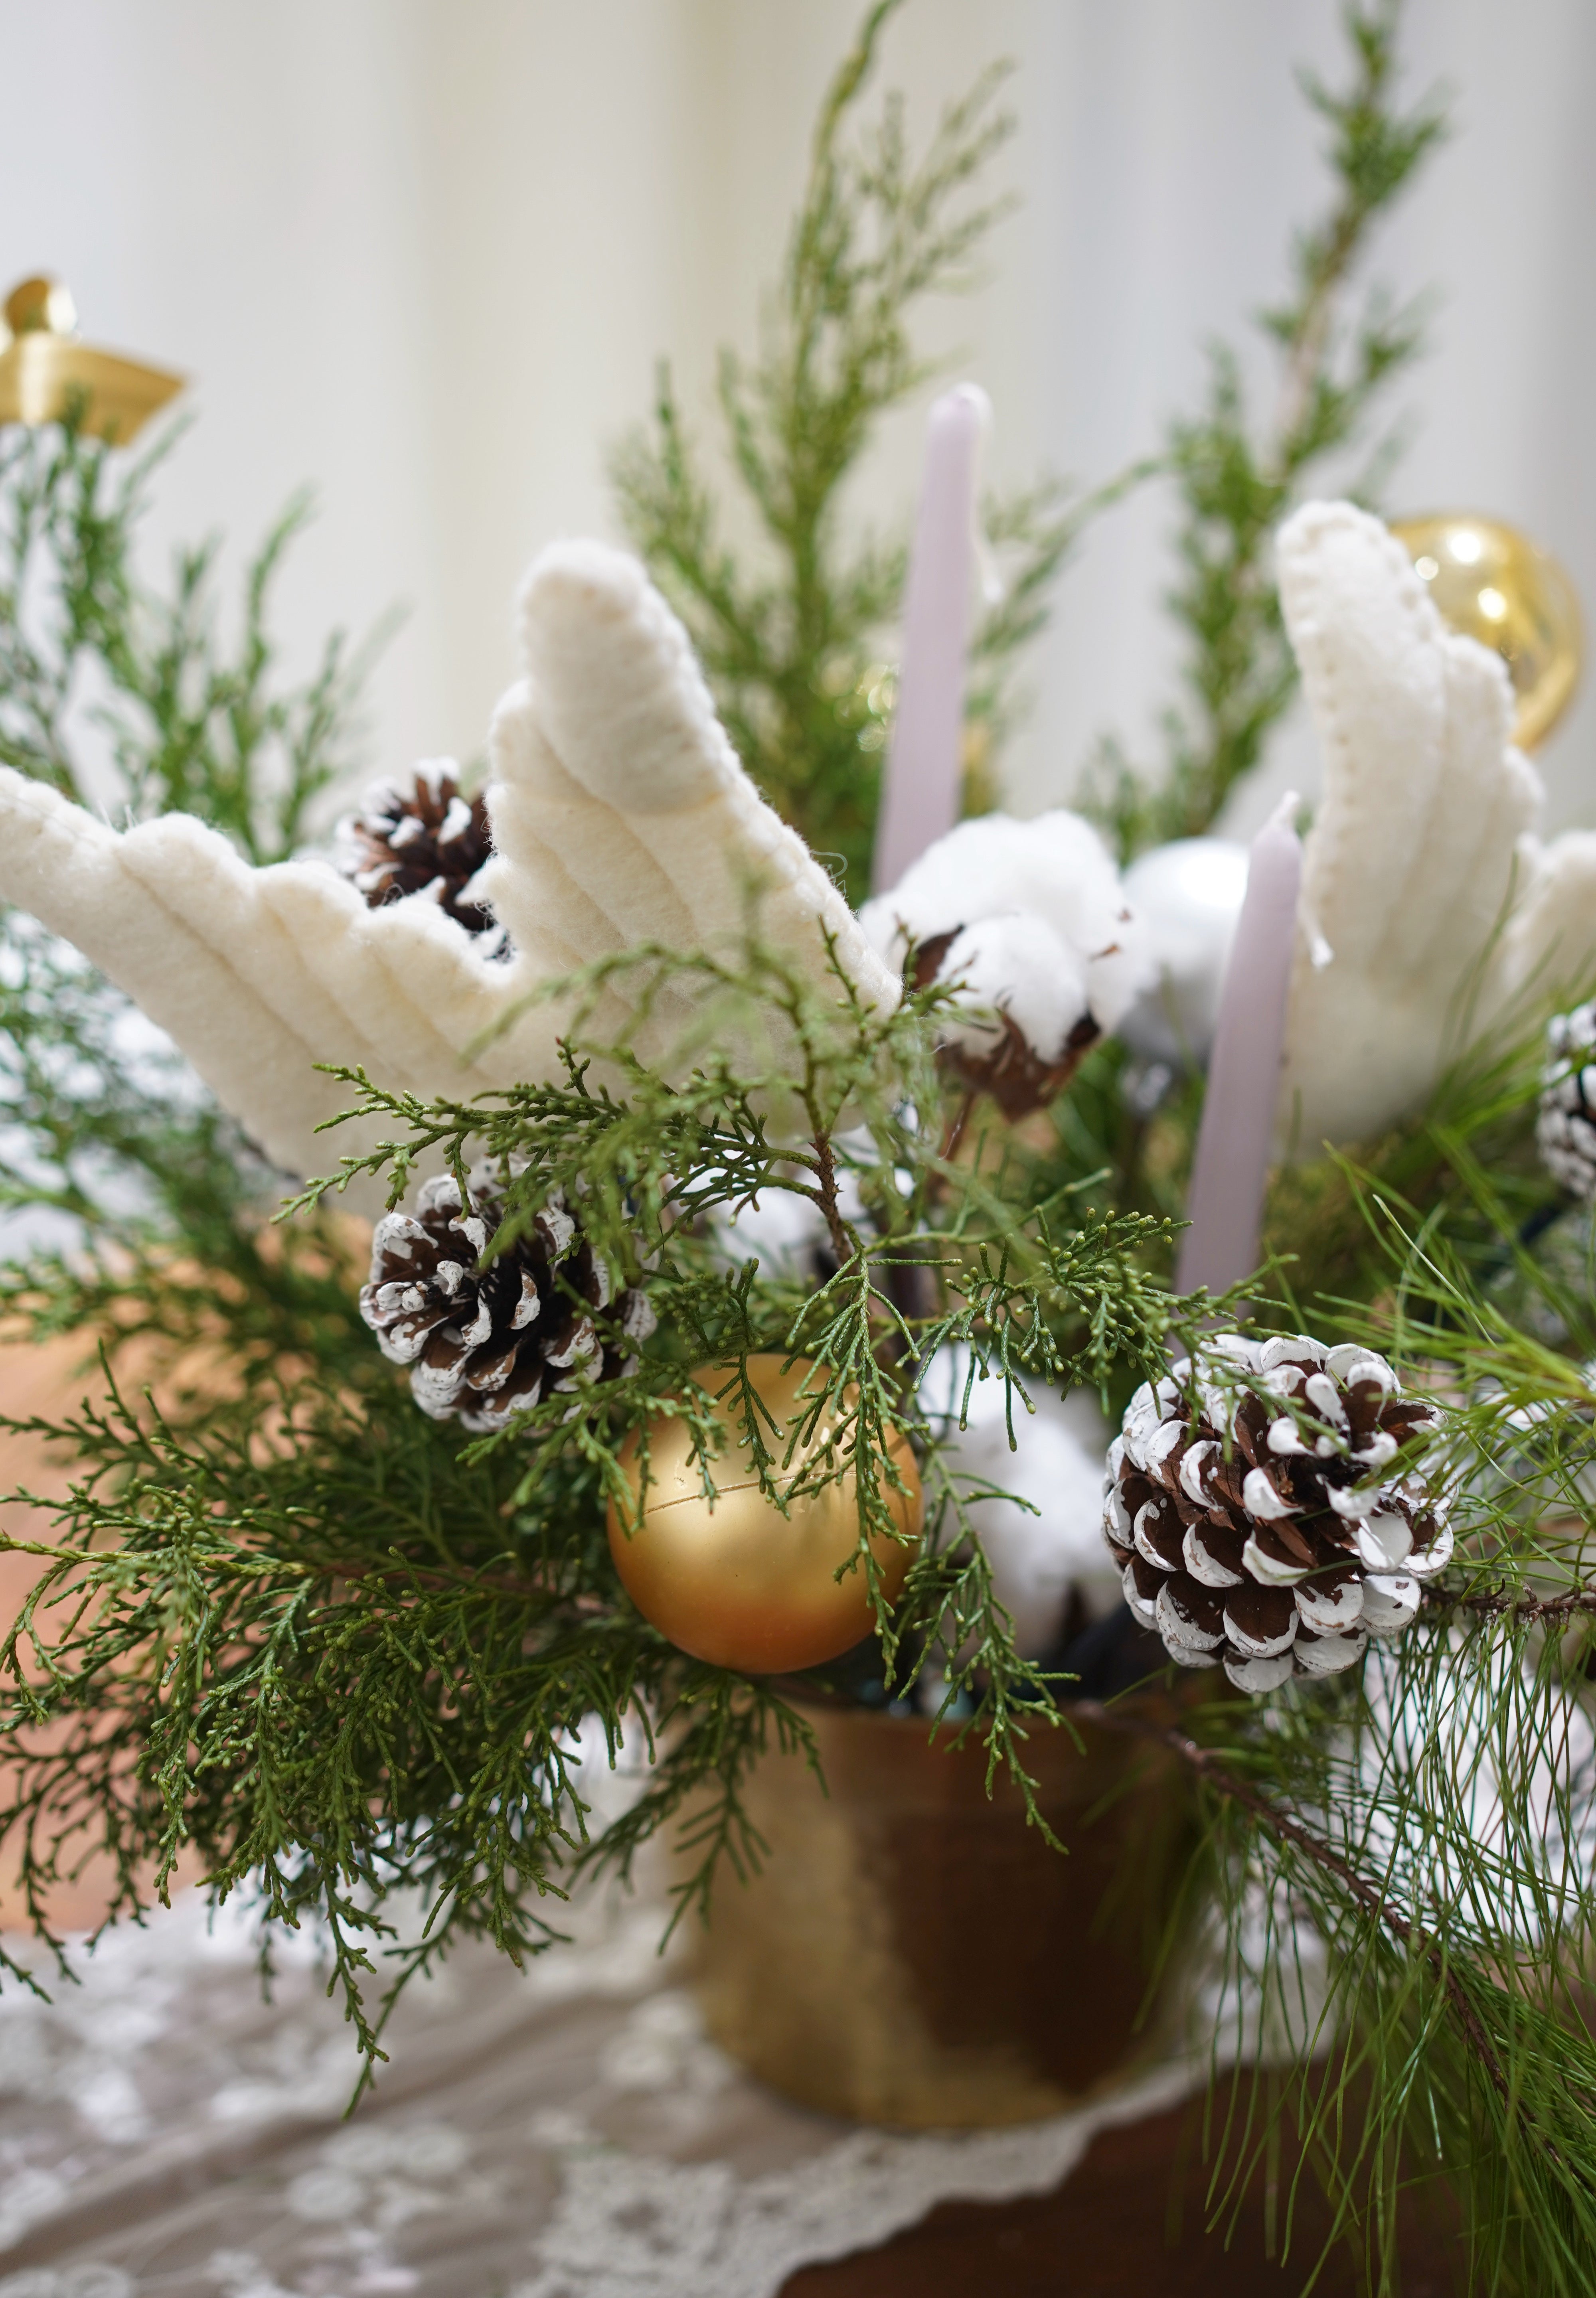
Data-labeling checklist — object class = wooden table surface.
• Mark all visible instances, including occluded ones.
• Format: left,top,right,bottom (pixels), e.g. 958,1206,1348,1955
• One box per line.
0,1332,207,1928
781,2074,1463,2297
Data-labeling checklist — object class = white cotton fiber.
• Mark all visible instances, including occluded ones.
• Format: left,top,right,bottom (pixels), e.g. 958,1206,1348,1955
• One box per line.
934,914,1090,1066
859,809,1150,1034
921,1345,1118,1653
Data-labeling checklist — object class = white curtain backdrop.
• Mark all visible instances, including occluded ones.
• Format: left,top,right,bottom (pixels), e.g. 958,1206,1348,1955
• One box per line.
2,0,1593,833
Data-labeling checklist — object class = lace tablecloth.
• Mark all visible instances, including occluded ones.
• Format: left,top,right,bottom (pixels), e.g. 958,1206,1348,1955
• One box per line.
0,1874,1201,2298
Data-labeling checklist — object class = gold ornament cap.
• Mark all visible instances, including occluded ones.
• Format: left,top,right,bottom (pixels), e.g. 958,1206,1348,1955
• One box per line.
608,1354,922,1674
0,273,184,444
1391,511,1582,751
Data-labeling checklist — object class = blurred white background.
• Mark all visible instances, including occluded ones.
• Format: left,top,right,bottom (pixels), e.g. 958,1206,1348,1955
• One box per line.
1,0,1592,832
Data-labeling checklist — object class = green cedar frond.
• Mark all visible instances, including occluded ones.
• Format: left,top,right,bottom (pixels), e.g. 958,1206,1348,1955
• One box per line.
1083,0,1448,858
0,915,1198,2083
611,6,1022,899
13,14,1596,2288
0,410,389,858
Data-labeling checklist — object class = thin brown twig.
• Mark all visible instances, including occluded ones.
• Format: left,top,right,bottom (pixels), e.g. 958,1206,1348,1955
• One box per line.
1428,1587,1596,1623
809,1128,853,1268
937,1089,976,1169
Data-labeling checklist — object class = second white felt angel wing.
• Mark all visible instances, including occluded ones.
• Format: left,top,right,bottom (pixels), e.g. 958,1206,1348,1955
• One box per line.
0,768,551,1188
1276,501,1558,1153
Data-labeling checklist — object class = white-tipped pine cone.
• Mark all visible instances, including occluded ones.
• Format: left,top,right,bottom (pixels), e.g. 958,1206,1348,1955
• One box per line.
1103,1333,1450,1693
335,762,506,951
360,1173,656,1432
1537,1001,1596,1204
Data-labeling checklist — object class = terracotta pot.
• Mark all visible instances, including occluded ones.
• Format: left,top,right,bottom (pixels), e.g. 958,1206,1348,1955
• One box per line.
689,1695,1201,2128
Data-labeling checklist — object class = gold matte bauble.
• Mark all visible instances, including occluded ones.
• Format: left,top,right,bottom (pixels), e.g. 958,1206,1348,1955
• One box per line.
608,1355,922,1674
1391,511,1582,750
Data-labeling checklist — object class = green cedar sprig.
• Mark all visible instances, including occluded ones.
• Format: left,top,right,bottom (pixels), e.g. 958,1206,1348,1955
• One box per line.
616,2,1448,887
1086,1,1448,857
611,0,1087,900
0,919,1191,2085
0,411,387,861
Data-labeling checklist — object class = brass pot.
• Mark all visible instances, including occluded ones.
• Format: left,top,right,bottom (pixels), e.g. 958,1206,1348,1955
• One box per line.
690,1696,1201,2128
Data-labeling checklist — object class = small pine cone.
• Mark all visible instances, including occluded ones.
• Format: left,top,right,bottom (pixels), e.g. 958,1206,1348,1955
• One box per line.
1538,1001,1596,1203
361,1173,657,1432
1102,1333,1451,1694
336,762,505,950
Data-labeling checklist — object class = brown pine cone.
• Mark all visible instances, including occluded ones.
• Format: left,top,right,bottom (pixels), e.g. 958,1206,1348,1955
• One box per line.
336,763,504,948
360,1173,656,1432
1102,1333,1451,1693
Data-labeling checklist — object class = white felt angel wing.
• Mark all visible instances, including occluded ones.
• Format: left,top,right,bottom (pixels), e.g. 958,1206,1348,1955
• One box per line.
0,767,564,1188
480,539,897,1069
1479,827,1596,1026
0,540,896,1193
1275,501,1546,1153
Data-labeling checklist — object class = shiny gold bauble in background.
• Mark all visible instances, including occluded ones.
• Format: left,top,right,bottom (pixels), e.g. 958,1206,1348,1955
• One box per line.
608,1355,922,1674
0,273,184,444
1391,511,1583,751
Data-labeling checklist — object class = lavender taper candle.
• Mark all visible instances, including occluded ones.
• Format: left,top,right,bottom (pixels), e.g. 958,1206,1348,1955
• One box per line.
870,382,990,895
1175,794,1303,1297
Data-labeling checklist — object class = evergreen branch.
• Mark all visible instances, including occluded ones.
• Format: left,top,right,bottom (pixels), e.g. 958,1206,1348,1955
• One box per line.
612,6,1021,900
1082,0,1448,858
0,412,389,859
1084,1701,1520,2118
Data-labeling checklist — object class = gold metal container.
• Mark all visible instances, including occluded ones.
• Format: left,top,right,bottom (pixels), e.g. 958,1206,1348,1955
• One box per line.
0,275,184,443
691,1697,1199,2128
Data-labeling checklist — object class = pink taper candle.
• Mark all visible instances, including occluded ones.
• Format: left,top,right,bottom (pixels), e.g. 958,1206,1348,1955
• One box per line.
870,383,990,895
1175,793,1303,1297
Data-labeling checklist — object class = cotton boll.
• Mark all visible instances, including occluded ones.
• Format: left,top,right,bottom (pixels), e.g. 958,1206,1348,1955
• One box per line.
923,1347,1117,1652
859,809,1150,1034
859,811,1159,1126
1117,837,1248,1066
935,914,1091,1065
860,811,1116,964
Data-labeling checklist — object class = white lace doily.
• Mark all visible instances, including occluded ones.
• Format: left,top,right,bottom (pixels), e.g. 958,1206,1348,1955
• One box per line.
0,1875,1202,2298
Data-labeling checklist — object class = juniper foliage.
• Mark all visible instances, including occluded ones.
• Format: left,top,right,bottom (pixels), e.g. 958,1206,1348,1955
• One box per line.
0,411,381,862
1086,1,1448,857
611,0,1095,900
0,918,1190,2087
615,2,1448,889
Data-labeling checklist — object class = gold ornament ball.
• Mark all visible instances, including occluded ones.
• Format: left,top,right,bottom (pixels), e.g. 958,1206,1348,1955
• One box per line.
608,1355,922,1674
1391,511,1583,751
